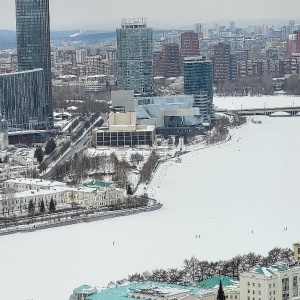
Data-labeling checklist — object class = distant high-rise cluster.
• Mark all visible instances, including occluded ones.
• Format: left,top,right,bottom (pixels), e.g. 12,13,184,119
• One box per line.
116,18,154,96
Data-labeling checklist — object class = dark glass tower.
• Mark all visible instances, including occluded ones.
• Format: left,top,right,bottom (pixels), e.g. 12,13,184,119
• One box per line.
15,0,52,128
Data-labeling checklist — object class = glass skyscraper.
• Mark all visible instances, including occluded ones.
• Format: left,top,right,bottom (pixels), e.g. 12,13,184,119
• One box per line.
0,69,45,130
117,18,154,95
184,56,214,121
15,0,52,127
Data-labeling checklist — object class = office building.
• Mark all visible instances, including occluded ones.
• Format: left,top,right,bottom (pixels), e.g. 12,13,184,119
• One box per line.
116,18,154,95
184,56,213,121
0,69,46,130
15,0,53,127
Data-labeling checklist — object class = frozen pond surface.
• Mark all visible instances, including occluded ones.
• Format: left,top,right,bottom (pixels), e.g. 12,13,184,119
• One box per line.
0,116,299,300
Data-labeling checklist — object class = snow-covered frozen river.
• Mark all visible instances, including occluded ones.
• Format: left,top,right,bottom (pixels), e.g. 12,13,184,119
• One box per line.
0,116,299,300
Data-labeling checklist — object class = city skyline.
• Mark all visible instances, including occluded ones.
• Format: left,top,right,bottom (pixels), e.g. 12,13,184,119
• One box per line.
0,0,300,31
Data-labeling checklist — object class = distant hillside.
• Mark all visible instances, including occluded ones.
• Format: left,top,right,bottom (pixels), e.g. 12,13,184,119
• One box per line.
0,30,16,50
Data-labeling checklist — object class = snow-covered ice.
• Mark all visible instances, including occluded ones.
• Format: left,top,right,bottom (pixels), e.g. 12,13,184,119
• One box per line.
0,116,299,300
214,95,300,110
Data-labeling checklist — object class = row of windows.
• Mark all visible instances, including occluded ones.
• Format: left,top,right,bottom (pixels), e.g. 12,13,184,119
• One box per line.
247,282,275,288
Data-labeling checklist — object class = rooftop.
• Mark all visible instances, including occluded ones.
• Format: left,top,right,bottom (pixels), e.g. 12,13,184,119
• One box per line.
247,262,290,277
83,180,112,188
71,281,210,300
197,276,239,289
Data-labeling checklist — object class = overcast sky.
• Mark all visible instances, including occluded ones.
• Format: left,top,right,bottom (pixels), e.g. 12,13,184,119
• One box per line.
1,0,300,31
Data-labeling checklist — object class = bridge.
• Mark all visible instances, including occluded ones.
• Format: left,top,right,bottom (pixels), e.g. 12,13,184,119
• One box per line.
216,106,300,117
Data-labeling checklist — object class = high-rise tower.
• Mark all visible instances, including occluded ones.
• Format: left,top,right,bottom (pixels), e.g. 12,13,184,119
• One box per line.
15,0,52,127
184,56,213,121
117,18,154,95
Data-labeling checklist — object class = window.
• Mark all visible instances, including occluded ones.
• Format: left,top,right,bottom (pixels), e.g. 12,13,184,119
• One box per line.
253,283,255,287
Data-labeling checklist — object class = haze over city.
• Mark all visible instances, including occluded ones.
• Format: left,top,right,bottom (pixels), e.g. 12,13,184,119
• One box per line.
1,0,300,30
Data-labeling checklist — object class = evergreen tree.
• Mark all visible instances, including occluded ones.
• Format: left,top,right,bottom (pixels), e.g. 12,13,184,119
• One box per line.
34,146,44,163
49,198,56,213
44,138,56,155
217,280,226,300
40,200,45,214
127,184,133,195
28,200,35,214
174,136,180,147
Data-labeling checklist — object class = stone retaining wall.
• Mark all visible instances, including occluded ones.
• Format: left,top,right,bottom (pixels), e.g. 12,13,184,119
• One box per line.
0,203,162,236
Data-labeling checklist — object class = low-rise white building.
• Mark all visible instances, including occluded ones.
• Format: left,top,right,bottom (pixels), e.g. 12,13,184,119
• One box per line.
0,178,125,216
3,178,66,192
240,262,300,300
0,164,28,183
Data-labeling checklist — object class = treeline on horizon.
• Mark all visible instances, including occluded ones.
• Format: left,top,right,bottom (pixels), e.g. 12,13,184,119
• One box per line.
125,247,293,285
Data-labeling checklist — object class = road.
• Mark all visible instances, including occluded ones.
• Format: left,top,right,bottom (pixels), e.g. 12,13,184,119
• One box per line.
40,115,107,179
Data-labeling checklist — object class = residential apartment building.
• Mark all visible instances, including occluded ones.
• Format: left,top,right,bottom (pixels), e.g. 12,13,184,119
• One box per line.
236,58,300,78
180,32,200,74
116,18,154,95
213,42,237,83
163,43,181,78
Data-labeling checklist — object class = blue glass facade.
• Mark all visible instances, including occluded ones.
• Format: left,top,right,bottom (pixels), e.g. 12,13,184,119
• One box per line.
0,69,46,130
15,0,52,127
184,56,214,121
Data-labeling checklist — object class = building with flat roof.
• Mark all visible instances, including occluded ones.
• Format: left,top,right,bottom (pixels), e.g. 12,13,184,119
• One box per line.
15,0,52,128
117,18,154,95
92,112,155,147
0,69,47,130
184,56,214,121
111,90,135,112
